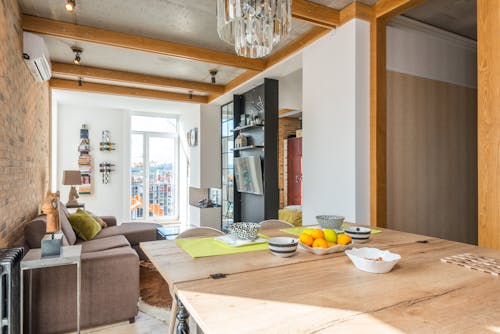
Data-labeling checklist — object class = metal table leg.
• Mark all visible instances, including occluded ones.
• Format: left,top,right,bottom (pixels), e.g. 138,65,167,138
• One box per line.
20,269,23,334
175,295,190,334
29,270,32,334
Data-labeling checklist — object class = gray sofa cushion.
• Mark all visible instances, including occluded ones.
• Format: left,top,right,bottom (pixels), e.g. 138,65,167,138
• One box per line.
59,203,77,245
24,215,69,249
94,222,159,246
77,235,130,253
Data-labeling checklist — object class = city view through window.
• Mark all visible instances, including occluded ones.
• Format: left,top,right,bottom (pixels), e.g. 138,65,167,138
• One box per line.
130,115,178,221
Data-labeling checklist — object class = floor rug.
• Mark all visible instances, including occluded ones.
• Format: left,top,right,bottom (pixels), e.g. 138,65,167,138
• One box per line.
139,260,172,323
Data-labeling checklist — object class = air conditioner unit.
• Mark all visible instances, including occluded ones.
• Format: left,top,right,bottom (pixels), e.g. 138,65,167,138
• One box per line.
22,32,52,82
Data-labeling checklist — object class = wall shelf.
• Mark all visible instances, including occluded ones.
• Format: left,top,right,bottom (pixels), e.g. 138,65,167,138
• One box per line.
232,124,264,132
232,145,264,152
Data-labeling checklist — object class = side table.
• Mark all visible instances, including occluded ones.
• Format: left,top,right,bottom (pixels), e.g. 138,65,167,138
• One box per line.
21,245,82,334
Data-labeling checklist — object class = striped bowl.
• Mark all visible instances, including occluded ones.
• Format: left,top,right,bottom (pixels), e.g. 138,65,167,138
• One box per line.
343,226,372,243
268,237,298,257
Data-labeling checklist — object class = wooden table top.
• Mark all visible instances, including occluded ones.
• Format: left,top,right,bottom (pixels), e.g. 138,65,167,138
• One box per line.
140,229,500,334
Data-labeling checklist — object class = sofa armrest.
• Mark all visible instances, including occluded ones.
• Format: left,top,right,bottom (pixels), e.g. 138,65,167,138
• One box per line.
100,216,117,226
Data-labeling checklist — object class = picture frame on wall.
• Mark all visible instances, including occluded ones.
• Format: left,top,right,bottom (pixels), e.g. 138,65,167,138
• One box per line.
187,128,198,147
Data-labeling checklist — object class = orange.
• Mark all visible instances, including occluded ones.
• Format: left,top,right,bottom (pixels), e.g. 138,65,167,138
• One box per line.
337,234,352,245
310,229,325,240
299,233,314,246
312,238,328,248
327,241,337,247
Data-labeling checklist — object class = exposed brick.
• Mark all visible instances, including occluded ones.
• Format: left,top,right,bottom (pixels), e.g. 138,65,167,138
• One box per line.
0,0,49,247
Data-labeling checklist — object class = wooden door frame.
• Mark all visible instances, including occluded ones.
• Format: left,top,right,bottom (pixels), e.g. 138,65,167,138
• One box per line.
370,0,428,228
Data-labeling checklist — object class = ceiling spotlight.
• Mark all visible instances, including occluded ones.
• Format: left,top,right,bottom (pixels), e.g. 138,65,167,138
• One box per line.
78,77,83,86
71,46,82,65
188,91,193,100
209,69,218,84
65,0,76,12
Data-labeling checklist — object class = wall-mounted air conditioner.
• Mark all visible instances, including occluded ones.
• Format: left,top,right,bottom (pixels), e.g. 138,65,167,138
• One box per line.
22,32,52,82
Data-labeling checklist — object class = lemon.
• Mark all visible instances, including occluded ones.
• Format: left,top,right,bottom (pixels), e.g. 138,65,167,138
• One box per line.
302,229,313,236
323,229,338,243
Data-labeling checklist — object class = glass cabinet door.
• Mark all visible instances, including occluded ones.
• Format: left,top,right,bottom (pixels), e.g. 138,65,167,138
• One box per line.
221,102,234,231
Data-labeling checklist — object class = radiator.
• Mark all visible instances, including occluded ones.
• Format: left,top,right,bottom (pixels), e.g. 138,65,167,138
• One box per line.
0,248,24,334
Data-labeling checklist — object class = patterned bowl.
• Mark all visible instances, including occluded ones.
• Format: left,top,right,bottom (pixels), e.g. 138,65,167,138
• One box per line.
316,215,345,230
228,222,261,241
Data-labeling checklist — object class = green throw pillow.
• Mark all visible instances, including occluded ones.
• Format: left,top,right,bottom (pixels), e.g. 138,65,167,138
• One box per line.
68,209,102,241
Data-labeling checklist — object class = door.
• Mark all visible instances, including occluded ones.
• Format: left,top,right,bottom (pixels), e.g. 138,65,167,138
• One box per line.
287,137,302,205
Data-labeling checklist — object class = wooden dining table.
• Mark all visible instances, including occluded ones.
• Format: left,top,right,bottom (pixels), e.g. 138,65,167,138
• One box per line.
140,228,500,334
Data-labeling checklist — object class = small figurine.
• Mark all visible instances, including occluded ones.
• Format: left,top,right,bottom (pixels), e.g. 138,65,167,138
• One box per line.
42,191,60,233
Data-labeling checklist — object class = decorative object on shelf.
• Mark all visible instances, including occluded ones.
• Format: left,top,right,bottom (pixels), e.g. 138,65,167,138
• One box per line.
41,191,62,257
78,124,92,194
240,113,248,127
99,162,115,184
187,127,198,147
62,170,81,206
99,130,116,151
235,133,248,148
216,0,292,58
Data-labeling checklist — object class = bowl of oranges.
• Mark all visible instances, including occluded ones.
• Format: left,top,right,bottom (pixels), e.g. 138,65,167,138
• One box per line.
298,228,353,255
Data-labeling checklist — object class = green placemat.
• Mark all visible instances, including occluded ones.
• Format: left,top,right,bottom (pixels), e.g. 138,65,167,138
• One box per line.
281,225,382,236
176,237,269,258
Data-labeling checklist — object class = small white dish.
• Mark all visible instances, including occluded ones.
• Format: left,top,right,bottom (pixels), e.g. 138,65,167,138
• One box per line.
214,235,267,247
299,242,352,255
268,237,298,257
345,247,401,273
344,226,372,243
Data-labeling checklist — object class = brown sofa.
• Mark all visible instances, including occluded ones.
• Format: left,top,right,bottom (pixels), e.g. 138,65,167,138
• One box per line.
23,204,160,333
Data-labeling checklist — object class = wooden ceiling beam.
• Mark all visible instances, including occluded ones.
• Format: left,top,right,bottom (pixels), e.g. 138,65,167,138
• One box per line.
23,15,266,71
51,62,225,94
292,0,340,28
375,0,428,20
340,2,374,25
49,78,208,104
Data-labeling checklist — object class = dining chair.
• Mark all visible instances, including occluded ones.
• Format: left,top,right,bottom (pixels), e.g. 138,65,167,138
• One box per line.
259,219,294,229
169,226,225,334
176,227,225,239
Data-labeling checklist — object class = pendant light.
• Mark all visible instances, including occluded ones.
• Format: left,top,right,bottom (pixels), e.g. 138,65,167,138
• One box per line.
217,0,292,58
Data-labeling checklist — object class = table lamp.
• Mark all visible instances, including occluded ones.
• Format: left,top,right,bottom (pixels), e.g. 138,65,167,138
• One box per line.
62,170,81,206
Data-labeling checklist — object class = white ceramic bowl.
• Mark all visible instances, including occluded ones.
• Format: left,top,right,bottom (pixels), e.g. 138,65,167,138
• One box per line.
345,248,401,273
343,226,372,243
268,237,298,257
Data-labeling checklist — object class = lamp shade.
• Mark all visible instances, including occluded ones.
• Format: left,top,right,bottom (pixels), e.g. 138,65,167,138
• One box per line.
62,170,82,185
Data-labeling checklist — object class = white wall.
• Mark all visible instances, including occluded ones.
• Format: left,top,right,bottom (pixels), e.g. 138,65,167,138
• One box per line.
54,90,205,224
387,16,477,88
279,69,303,111
57,104,126,220
302,19,370,225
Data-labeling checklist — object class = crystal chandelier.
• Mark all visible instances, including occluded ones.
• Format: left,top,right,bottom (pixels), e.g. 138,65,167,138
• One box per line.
217,0,292,58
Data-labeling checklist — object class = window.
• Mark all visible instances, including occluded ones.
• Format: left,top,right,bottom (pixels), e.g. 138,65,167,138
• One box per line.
130,115,178,221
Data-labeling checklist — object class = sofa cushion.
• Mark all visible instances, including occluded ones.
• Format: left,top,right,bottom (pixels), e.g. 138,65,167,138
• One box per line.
76,235,130,253
68,209,102,241
59,203,77,245
85,211,108,228
94,222,159,245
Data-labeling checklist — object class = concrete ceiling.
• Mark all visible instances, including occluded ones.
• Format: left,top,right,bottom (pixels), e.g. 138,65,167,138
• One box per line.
403,0,476,40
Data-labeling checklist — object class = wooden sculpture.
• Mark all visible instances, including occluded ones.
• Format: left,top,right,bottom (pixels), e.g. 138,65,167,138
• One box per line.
42,191,60,233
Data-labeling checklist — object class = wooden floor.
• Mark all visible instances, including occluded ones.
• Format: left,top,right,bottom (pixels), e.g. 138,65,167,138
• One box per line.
76,312,168,334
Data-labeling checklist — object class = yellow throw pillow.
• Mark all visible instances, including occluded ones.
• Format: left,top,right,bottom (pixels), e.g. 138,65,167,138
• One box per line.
68,209,102,241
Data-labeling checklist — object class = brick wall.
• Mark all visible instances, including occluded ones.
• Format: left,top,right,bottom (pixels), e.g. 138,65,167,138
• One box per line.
0,0,50,247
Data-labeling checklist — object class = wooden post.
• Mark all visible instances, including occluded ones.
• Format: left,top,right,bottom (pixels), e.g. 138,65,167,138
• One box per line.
370,18,387,228
477,0,500,250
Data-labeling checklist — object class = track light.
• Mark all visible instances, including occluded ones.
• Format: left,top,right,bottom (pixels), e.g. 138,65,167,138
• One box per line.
78,78,83,86
65,0,76,12
71,46,82,65
188,91,193,100
210,69,218,84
